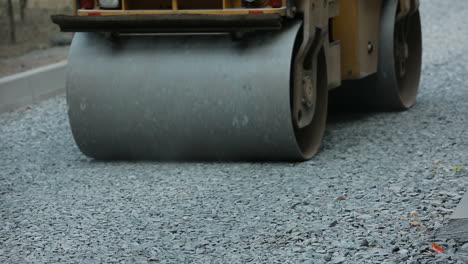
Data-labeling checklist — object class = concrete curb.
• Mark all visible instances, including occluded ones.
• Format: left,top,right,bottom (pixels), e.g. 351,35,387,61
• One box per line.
451,191,468,220
437,191,468,243
0,61,67,113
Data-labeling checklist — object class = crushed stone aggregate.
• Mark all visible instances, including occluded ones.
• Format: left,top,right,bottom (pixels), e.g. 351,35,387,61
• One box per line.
1,1,467,263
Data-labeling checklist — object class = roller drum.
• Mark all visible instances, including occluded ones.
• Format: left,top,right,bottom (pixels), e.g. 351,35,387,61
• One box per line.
67,22,316,160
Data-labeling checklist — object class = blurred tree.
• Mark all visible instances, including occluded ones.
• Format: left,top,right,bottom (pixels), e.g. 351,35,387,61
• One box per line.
7,0,16,44
20,0,28,21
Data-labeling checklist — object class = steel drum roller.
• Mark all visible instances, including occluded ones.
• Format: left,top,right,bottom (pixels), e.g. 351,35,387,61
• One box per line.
67,22,325,160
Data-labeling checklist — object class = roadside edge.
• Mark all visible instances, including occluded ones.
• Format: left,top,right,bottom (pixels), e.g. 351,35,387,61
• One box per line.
0,61,67,114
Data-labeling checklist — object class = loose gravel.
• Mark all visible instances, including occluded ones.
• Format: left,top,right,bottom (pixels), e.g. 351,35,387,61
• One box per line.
1,1,467,263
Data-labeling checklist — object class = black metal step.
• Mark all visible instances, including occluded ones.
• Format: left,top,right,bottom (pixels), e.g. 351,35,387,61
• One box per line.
51,14,283,33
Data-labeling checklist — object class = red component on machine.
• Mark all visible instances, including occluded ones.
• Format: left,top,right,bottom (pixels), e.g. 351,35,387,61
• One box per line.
249,10,264,14
270,0,282,8
80,0,94,9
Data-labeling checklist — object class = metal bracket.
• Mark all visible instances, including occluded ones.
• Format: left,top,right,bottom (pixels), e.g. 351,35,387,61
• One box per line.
397,0,419,21
292,0,328,128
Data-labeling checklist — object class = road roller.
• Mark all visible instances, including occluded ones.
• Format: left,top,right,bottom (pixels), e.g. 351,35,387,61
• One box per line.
51,0,422,160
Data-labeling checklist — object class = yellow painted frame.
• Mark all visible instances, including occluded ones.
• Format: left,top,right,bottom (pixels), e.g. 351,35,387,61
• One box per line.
332,0,382,80
76,0,288,16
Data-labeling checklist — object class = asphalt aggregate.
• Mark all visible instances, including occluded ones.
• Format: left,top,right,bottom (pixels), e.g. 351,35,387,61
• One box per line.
1,1,467,263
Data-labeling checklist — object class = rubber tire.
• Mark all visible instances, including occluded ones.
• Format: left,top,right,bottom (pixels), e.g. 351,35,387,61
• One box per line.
367,0,423,110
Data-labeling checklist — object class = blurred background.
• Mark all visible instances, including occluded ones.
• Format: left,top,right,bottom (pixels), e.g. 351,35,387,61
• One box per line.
0,0,73,77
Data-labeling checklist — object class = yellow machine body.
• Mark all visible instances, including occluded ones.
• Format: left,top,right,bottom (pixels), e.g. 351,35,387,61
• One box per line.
66,0,418,83
333,0,381,80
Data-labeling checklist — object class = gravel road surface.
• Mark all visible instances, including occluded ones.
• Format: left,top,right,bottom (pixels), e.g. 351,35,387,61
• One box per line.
1,1,467,263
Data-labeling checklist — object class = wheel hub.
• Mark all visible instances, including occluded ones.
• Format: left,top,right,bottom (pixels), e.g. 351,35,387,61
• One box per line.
395,17,411,78
302,76,315,107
